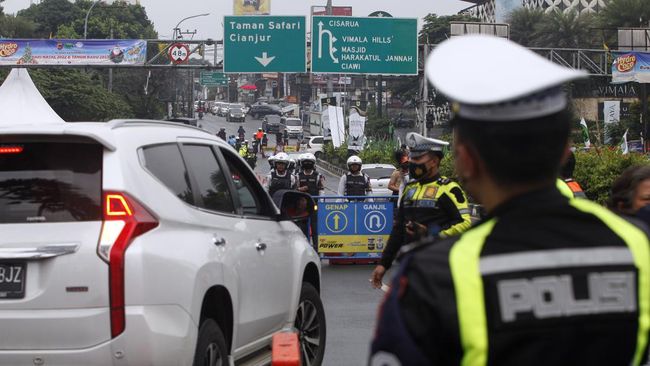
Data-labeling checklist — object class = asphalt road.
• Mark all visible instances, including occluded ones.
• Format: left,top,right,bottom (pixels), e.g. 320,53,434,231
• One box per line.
199,112,386,365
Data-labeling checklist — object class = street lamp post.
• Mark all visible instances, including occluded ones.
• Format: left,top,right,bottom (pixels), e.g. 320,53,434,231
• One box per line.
84,0,102,39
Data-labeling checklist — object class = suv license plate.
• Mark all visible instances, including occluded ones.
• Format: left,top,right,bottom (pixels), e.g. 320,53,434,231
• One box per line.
0,263,26,299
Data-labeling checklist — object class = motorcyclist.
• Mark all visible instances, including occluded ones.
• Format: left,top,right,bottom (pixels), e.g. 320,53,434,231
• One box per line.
239,140,249,157
227,135,237,148
264,152,297,197
237,125,246,140
217,128,227,141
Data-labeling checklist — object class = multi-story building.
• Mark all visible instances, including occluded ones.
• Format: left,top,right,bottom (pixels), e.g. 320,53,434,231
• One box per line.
460,0,607,23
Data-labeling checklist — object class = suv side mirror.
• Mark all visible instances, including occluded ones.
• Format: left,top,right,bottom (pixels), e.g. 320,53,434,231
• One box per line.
272,190,315,221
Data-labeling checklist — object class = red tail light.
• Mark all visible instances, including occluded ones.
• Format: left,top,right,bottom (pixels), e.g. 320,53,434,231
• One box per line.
0,146,23,154
98,192,158,338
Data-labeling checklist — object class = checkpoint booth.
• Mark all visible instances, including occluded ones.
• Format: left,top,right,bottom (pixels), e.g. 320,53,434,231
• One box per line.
315,196,394,260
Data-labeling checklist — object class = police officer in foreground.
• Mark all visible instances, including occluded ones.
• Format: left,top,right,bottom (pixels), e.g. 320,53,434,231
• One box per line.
337,155,371,198
264,152,297,197
370,133,472,289
370,35,650,366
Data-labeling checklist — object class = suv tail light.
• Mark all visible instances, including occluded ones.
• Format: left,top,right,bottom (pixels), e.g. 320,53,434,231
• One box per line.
98,192,158,338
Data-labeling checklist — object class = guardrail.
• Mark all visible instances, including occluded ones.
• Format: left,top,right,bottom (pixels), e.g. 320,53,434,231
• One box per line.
316,158,346,177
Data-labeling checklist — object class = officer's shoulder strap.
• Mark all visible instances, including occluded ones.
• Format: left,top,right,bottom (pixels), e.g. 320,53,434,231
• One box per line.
436,176,454,185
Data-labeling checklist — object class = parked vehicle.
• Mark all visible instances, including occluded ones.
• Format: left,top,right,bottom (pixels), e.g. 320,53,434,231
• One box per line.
249,104,282,119
227,107,246,123
282,117,304,139
216,102,230,117
0,119,326,366
361,163,396,196
306,135,324,159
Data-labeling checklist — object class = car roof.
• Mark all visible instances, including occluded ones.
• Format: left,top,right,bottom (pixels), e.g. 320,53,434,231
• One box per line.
0,119,223,151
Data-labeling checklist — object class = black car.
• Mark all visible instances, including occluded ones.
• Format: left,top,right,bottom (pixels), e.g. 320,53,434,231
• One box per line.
249,104,282,119
262,115,286,134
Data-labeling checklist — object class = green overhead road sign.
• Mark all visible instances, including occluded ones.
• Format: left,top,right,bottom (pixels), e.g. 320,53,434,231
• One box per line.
224,16,306,73
311,16,418,75
200,71,229,86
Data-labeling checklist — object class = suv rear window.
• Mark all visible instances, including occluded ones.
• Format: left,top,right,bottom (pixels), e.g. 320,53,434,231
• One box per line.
0,141,102,223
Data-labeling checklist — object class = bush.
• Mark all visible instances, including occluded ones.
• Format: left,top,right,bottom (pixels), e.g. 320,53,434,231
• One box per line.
574,149,648,205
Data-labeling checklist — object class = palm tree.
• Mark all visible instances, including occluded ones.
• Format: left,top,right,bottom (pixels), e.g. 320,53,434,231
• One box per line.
534,10,597,49
599,0,650,29
507,7,546,47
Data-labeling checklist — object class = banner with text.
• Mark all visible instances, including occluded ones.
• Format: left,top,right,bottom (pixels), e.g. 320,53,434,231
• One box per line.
612,51,650,84
0,39,147,66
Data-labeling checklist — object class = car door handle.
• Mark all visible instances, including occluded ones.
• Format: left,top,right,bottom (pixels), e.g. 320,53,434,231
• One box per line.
213,236,226,247
255,242,267,251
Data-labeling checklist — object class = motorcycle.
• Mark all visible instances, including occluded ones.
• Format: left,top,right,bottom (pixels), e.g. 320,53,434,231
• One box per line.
245,152,257,169
198,110,204,120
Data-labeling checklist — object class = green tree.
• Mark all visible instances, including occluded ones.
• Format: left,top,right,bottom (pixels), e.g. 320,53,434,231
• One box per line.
18,0,83,38
27,69,134,121
507,7,545,47
534,10,597,48
419,13,480,44
599,0,650,30
0,15,37,38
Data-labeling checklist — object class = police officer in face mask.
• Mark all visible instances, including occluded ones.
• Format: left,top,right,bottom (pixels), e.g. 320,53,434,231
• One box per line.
370,35,650,366
264,152,297,198
370,133,472,289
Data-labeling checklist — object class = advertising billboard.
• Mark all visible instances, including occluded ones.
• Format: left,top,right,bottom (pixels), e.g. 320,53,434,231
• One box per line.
234,0,270,15
0,39,146,66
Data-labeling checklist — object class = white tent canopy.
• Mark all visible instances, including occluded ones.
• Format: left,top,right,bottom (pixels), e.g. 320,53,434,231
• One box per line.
0,68,65,125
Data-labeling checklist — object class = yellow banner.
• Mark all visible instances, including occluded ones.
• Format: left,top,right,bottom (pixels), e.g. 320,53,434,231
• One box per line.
318,235,389,253
233,0,270,15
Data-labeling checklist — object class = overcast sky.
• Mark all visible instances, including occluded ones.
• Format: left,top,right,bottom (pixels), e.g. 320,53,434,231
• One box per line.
3,0,470,39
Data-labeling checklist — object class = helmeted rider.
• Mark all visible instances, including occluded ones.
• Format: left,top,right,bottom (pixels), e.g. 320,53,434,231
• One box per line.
217,128,227,141
298,153,325,197
265,152,297,197
288,158,297,175
337,155,371,198
239,140,249,157
237,125,246,140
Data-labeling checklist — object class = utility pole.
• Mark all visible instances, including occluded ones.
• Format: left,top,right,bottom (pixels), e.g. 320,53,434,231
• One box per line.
326,0,334,98
421,44,429,136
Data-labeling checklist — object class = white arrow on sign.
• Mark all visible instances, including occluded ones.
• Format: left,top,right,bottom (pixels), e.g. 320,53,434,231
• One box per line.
254,52,276,67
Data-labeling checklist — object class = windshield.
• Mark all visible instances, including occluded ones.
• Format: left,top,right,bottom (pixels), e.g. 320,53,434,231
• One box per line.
362,167,394,180
0,140,102,223
285,120,301,126
231,108,242,113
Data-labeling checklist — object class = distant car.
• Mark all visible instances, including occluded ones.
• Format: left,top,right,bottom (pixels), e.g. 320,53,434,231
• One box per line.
282,117,303,139
362,163,396,196
249,104,282,119
306,136,324,159
216,102,230,117
263,114,285,134
227,107,246,123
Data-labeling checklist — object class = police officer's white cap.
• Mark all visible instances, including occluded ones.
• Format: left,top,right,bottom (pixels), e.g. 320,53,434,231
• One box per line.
425,35,587,121
406,132,448,158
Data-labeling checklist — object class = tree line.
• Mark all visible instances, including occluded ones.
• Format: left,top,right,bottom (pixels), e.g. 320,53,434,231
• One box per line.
0,0,170,121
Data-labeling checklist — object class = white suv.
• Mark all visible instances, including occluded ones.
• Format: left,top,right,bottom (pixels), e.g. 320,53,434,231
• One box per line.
0,120,325,365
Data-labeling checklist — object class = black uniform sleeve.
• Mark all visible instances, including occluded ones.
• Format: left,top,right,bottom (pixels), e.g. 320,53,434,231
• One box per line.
381,202,405,269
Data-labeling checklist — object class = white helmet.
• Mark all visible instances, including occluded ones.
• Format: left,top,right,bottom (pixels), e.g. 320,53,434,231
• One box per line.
301,153,316,164
274,152,290,164
347,155,362,167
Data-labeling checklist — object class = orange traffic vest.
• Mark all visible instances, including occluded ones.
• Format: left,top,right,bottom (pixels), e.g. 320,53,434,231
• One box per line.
565,179,587,198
